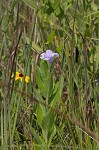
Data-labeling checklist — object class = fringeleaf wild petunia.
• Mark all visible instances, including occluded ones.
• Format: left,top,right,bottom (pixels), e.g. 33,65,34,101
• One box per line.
15,72,30,83
40,50,59,63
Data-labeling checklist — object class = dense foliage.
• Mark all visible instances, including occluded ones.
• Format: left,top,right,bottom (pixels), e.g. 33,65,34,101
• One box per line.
0,0,99,149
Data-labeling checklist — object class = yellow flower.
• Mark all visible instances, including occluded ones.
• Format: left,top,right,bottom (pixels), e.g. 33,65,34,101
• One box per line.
25,76,30,83
15,72,30,83
15,72,23,82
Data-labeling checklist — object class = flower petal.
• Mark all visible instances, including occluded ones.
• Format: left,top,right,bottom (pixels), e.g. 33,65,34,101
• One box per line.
25,76,30,83
15,72,23,82
52,53,59,57
20,78,23,82
40,49,59,63
40,53,46,59
48,57,54,63
46,50,53,57
43,57,50,60
46,50,53,54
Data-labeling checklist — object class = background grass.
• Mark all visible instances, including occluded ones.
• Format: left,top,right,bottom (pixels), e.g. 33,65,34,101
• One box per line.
0,0,99,150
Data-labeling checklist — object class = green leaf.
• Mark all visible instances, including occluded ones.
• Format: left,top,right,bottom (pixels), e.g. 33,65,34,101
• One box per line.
46,31,55,44
58,75,64,98
36,63,53,98
41,110,55,132
36,104,44,126
49,75,64,106
30,128,42,146
22,0,38,10
1,12,9,31
84,24,91,38
43,70,53,97
46,2,54,15
48,126,56,147
46,0,61,15
26,37,43,53
32,41,43,53
57,44,62,53
91,2,98,11
52,0,61,10
40,61,48,78
94,49,99,71
36,67,44,91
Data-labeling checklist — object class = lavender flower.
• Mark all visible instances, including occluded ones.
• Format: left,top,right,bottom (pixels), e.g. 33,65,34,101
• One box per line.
40,50,59,63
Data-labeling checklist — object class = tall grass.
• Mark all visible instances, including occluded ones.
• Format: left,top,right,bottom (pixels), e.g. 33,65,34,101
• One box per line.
0,0,99,149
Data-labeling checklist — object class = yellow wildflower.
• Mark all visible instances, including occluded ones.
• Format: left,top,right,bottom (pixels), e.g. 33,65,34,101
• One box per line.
25,75,30,83
15,72,30,83
15,72,23,82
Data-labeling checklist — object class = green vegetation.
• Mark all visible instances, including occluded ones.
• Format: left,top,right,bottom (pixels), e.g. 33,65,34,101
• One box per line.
0,0,99,149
